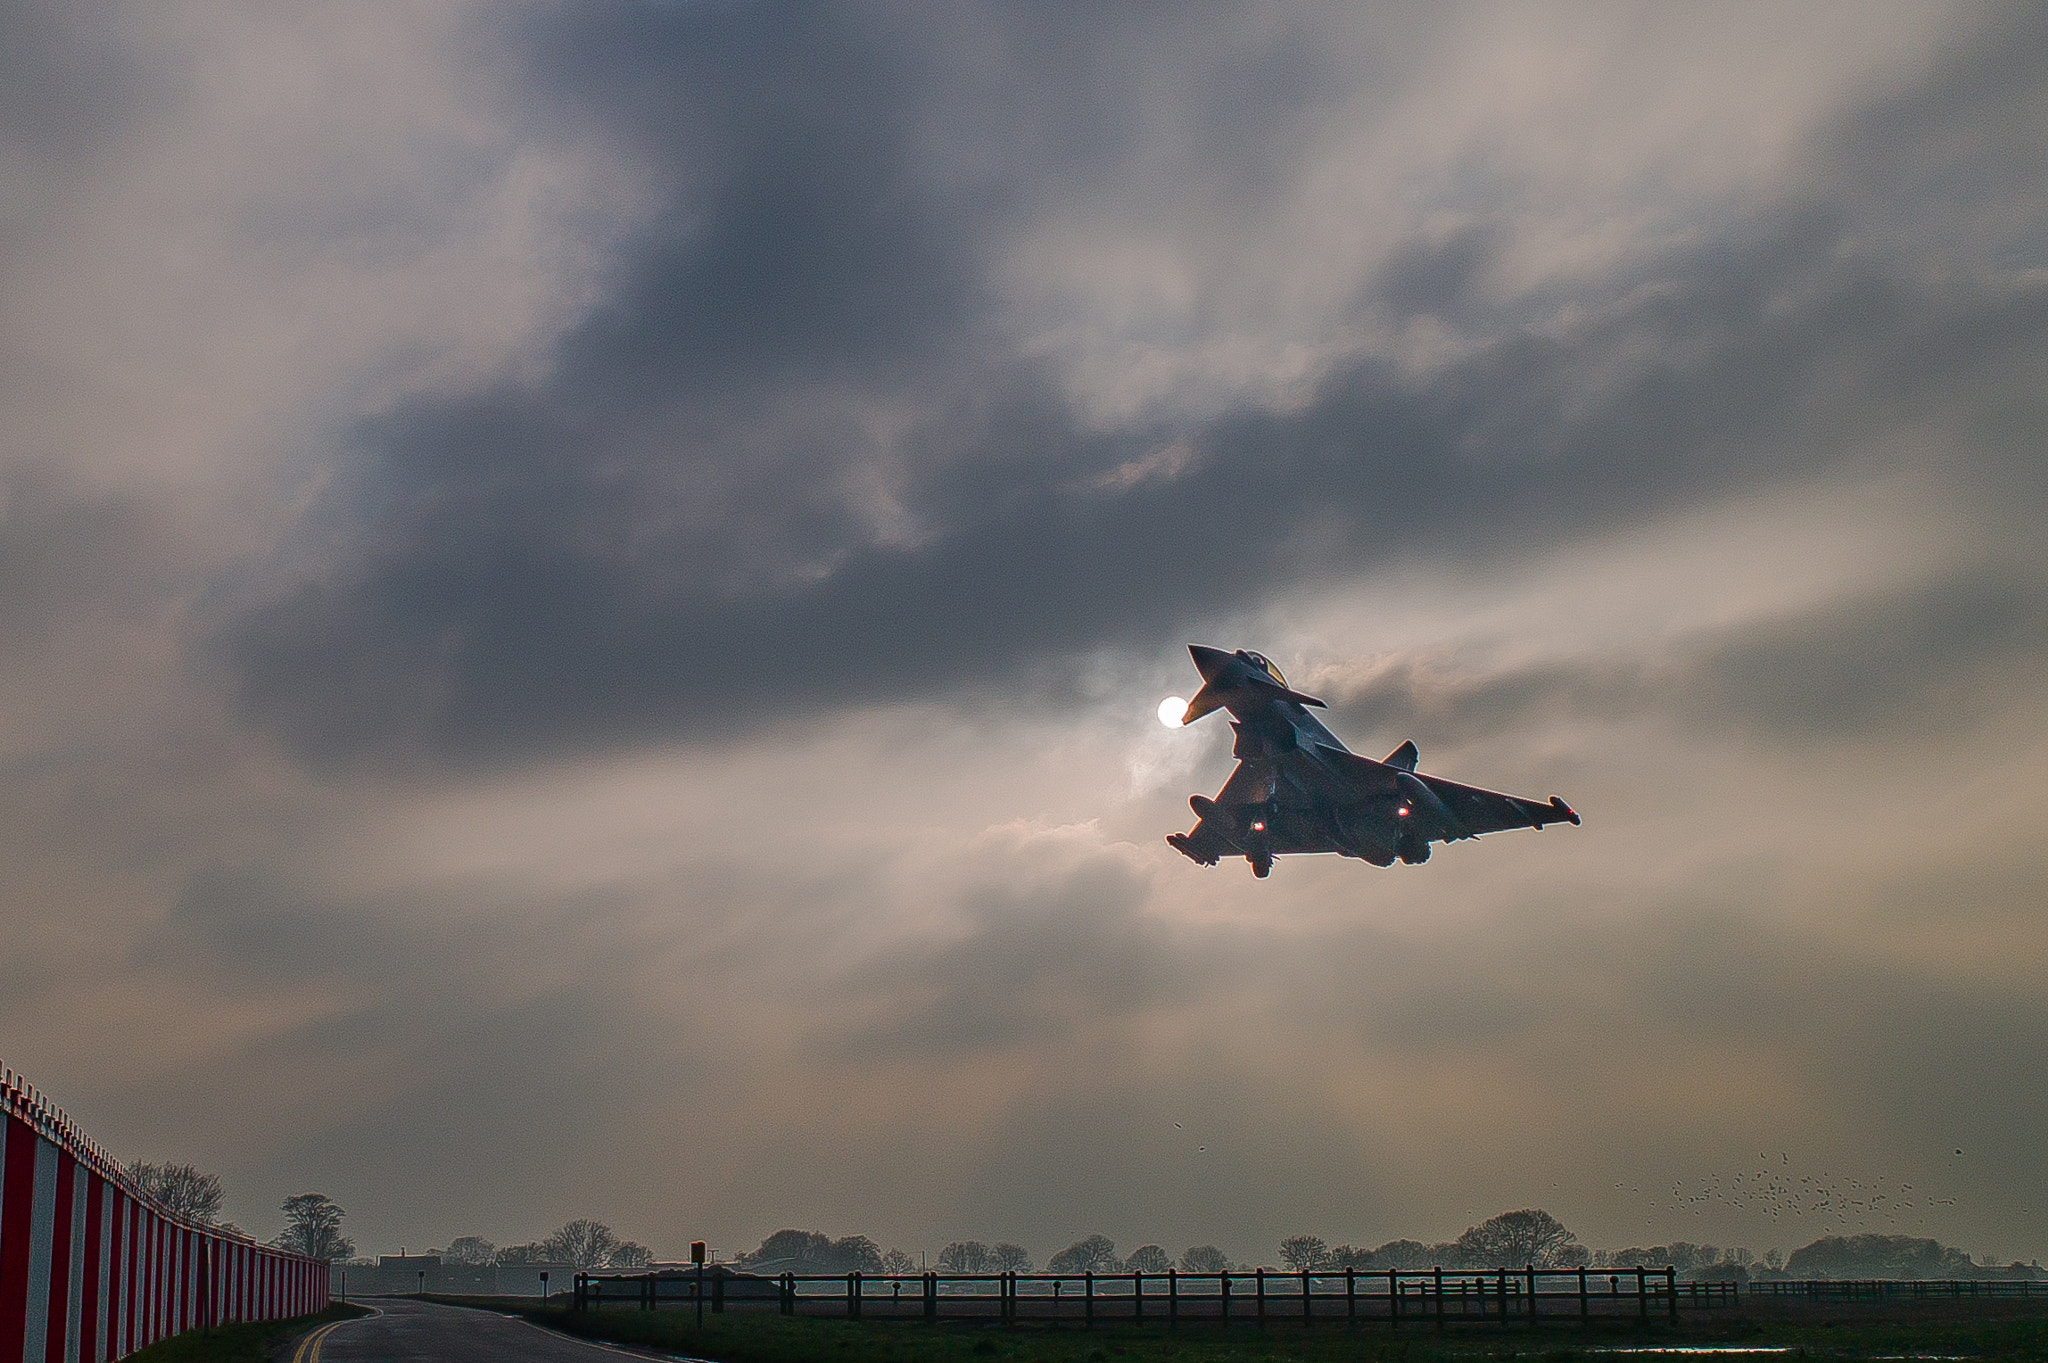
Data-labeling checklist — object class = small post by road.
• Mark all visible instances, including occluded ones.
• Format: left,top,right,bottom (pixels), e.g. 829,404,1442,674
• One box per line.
418,1270,425,1297
541,1270,549,1302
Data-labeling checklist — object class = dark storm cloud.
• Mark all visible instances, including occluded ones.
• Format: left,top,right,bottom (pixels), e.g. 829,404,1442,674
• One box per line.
216,5,2048,768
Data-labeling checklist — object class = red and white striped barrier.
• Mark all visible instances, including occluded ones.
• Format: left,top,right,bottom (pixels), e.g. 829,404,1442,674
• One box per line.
0,1063,330,1361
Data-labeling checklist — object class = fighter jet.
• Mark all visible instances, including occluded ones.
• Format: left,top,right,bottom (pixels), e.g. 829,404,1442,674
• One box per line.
1166,645,1579,877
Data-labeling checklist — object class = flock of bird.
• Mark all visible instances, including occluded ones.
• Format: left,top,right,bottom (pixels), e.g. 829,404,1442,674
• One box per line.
1619,1151,1969,1234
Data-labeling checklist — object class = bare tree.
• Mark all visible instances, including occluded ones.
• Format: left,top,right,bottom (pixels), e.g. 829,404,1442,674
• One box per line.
128,1161,225,1225
991,1243,1034,1273
1124,1245,1171,1273
543,1220,621,1269
496,1243,548,1266
608,1241,655,1268
1047,1235,1120,1274
1279,1235,1330,1271
444,1236,496,1266
939,1241,993,1272
276,1194,353,1261
881,1249,917,1275
1178,1245,1228,1273
1452,1210,1582,1268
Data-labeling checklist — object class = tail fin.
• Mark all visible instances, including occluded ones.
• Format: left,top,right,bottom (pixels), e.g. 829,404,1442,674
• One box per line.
1383,740,1419,772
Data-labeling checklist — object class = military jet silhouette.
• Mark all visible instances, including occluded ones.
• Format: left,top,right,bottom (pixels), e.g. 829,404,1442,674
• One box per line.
1166,645,1579,877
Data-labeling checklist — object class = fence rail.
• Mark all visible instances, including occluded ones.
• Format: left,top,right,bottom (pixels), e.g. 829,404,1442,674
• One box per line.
575,1264,1737,1328
1749,1279,2048,1301
0,1061,331,1362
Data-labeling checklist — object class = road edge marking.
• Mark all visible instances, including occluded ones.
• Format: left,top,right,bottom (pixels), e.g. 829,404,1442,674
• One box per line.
291,1303,382,1363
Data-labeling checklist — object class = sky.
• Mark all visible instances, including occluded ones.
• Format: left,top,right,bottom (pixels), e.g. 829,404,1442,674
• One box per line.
3,0,2046,1269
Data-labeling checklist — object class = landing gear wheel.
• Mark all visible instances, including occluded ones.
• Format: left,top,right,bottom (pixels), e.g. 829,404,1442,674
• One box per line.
1397,835,1430,865
1250,853,1273,878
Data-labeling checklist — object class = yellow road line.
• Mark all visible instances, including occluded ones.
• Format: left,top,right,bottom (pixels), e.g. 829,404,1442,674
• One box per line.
289,1319,346,1363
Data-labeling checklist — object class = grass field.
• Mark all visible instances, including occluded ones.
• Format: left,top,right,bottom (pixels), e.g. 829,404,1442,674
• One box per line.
426,1294,2048,1361
121,1302,371,1363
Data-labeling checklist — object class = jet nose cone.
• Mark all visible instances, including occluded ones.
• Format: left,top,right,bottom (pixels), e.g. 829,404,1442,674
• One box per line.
1188,644,1234,681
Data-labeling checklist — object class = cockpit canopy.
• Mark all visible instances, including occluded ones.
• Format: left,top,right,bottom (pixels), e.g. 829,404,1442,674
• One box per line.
1240,651,1286,687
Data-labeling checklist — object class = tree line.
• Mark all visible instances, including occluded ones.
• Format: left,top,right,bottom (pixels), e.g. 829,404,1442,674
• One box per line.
733,1210,2034,1283
127,1158,2032,1282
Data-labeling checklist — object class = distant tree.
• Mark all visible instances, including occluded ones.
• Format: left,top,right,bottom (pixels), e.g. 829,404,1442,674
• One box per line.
1125,1245,1171,1273
496,1243,548,1265
543,1220,622,1269
939,1241,994,1273
829,1236,884,1274
744,1230,833,1270
992,1243,1034,1273
128,1162,226,1225
276,1194,354,1261
444,1236,496,1266
1786,1235,1975,1280
1761,1248,1785,1271
1178,1245,1228,1273
1360,1239,1433,1270
1452,1210,1582,1268
1048,1235,1120,1274
881,1249,918,1275
1279,1235,1330,1271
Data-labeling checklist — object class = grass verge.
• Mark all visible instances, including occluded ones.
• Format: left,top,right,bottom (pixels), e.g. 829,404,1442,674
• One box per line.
122,1302,371,1363
422,1294,2048,1361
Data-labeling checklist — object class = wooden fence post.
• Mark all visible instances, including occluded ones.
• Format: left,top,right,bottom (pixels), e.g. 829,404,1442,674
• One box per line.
1168,1269,1178,1328
1636,1267,1647,1321
1133,1272,1143,1325
848,1272,861,1322
1389,1270,1399,1329
1345,1267,1355,1326
1434,1267,1445,1332
923,1272,936,1323
1085,1271,1093,1328
1255,1267,1266,1328
1528,1265,1537,1322
1301,1269,1312,1326
1578,1266,1588,1323
1666,1267,1677,1321
1220,1271,1230,1327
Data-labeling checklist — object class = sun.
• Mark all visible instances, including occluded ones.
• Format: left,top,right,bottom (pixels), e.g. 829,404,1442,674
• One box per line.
1157,696,1187,728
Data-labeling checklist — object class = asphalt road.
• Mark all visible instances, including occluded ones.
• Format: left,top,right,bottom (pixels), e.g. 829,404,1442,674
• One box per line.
306,1298,663,1363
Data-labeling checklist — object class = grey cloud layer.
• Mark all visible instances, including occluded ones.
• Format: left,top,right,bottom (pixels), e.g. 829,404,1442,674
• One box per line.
218,0,2048,767
10,0,2048,1265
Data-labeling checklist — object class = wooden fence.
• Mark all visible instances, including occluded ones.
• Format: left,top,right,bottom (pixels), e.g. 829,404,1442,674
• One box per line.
1748,1278,2048,1301
574,1264,1739,1328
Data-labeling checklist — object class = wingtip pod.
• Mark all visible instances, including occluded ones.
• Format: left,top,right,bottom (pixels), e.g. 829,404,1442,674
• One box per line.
1550,795,1581,826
